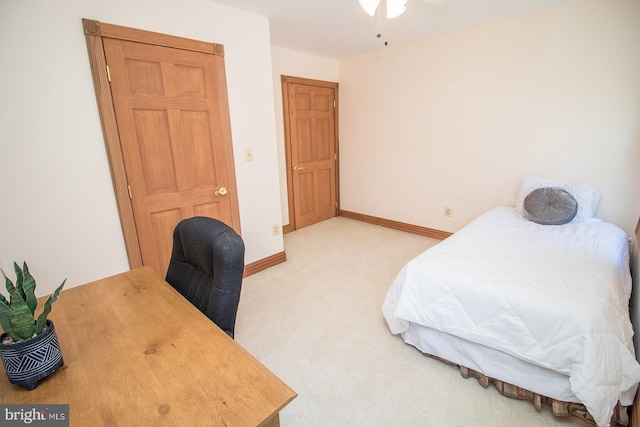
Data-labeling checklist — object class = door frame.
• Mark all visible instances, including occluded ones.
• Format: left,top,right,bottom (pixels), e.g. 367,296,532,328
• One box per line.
281,75,340,232
82,18,240,268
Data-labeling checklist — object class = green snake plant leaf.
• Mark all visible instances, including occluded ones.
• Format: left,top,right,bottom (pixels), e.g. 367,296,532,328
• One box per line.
0,269,30,340
0,284,8,307
17,263,37,316
0,271,13,337
13,262,25,302
2,268,17,301
6,285,35,341
35,279,66,335
0,298,15,338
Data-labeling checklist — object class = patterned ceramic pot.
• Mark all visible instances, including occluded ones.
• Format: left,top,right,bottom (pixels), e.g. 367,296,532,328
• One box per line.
0,320,64,390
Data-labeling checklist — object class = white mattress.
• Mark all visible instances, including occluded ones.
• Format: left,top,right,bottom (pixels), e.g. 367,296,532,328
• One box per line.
401,321,578,403
382,206,640,426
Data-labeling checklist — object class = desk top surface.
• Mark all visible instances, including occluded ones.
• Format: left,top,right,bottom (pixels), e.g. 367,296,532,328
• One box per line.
0,267,296,426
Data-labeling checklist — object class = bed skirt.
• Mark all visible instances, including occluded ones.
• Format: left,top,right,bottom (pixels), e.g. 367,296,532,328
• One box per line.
429,354,629,426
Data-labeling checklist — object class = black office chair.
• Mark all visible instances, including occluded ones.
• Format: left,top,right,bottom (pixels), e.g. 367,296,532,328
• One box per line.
166,217,245,338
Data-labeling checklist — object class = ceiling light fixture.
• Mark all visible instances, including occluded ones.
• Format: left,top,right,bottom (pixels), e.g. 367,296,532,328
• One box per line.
359,0,407,19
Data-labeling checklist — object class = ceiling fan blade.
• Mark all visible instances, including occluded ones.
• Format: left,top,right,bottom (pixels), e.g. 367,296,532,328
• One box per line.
387,0,407,19
359,0,381,17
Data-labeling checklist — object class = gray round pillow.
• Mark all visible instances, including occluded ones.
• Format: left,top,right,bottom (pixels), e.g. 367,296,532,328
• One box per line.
523,187,578,225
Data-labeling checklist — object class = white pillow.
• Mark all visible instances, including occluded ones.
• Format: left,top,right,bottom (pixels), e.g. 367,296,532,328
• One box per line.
515,177,600,221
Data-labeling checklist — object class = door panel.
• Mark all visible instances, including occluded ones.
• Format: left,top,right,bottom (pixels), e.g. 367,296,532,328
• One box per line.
104,38,239,276
133,110,176,194
317,169,333,209
194,203,221,218
298,172,315,215
289,83,337,228
150,209,183,273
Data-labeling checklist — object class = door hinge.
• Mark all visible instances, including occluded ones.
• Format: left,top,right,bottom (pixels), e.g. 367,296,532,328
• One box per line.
127,184,132,199
334,153,337,160
333,100,336,108
106,65,111,82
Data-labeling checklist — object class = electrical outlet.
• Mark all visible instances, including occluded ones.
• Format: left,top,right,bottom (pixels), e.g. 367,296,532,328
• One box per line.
272,224,280,236
245,147,254,162
444,206,453,217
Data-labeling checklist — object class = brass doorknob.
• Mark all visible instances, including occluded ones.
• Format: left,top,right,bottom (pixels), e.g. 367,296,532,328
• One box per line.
215,187,228,196
293,166,304,171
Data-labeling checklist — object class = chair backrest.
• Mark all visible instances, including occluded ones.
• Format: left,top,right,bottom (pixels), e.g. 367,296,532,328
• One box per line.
165,217,245,338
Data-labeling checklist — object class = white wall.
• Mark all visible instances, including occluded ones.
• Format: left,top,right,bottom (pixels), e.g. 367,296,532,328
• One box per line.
270,47,338,225
338,0,640,239
0,0,283,295
338,0,640,357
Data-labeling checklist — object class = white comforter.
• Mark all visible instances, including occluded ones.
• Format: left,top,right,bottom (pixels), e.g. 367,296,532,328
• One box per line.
382,207,640,426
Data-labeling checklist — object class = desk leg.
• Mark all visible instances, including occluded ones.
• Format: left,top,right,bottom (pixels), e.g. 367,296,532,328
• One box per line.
262,413,280,427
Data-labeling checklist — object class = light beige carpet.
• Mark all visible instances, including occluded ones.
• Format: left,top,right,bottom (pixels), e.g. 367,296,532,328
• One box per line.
235,217,574,427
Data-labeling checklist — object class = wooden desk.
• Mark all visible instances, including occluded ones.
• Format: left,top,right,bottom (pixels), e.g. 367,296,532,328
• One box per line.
0,267,296,426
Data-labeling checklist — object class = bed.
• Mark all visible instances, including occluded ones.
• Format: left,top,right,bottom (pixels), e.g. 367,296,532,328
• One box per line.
382,178,640,426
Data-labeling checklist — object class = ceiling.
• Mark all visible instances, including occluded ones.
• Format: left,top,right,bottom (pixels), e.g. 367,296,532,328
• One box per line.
210,0,587,59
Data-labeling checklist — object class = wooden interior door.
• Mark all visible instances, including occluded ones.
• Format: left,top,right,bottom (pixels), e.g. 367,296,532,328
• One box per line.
284,77,338,229
103,37,240,276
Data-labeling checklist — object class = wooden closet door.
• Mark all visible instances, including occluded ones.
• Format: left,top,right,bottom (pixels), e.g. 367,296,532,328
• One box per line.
288,83,337,229
104,38,239,276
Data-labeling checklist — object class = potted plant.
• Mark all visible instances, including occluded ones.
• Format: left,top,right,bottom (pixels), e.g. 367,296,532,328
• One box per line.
0,262,65,390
